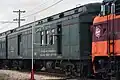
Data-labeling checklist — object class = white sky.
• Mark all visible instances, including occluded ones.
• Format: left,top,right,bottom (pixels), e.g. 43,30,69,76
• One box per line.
0,0,103,33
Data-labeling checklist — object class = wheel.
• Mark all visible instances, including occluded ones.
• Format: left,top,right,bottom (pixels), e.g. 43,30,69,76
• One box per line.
46,61,55,72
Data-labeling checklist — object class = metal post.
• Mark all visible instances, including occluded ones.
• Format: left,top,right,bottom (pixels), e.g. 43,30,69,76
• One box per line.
31,16,36,80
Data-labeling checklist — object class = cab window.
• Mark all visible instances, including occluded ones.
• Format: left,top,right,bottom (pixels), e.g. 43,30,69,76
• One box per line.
101,3,111,16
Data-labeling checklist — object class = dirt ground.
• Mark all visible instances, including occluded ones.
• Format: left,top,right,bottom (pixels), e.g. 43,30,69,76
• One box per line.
0,73,28,80
0,70,64,80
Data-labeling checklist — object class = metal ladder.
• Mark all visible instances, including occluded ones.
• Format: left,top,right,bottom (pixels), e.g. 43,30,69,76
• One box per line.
107,13,116,79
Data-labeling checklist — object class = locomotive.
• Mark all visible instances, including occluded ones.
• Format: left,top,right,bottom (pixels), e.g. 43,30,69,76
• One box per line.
91,0,120,79
0,2,102,78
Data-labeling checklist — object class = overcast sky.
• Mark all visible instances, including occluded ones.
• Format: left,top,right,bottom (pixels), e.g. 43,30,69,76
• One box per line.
0,0,103,33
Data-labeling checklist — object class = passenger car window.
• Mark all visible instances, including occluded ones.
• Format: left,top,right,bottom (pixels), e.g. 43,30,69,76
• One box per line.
49,29,55,45
45,30,50,45
47,31,50,45
41,31,44,45
52,29,55,44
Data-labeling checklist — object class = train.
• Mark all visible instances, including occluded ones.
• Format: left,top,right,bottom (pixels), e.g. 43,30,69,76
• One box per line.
0,0,120,79
91,0,120,79
0,2,101,78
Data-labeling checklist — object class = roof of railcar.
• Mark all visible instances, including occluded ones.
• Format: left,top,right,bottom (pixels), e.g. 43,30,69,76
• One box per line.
0,2,101,36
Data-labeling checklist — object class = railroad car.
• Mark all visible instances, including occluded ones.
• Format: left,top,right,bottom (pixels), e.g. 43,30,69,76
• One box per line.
0,3,101,77
91,0,120,79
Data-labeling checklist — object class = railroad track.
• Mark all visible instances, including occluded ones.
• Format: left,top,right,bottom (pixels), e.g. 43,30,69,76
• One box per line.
1,69,114,80
0,69,92,80
1,68,112,80
0,69,67,80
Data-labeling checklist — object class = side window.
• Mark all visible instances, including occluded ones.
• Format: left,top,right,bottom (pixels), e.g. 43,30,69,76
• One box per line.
106,3,111,15
45,30,49,45
40,31,44,45
40,29,55,45
111,3,115,14
45,31,47,45
46,30,50,45
49,29,55,45
101,4,105,16
101,3,111,16
52,29,55,44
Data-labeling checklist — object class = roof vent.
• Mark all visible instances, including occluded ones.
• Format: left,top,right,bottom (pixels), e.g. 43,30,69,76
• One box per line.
10,30,14,33
47,17,53,22
74,9,78,13
38,20,43,24
59,13,64,18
